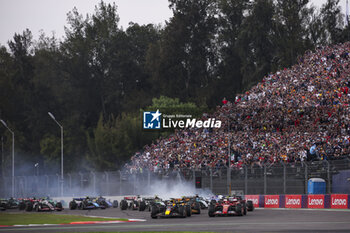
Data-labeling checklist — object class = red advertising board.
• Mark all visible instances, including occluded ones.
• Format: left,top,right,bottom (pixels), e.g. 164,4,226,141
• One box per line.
307,195,324,208
330,194,348,209
264,195,279,208
245,195,259,208
285,195,302,208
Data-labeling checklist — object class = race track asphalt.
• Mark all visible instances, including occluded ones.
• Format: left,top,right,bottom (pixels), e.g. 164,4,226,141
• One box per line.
1,207,350,232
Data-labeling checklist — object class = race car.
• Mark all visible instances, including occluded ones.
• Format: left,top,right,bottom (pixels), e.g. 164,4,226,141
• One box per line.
0,199,7,211
18,198,38,211
208,196,245,217
94,196,114,208
120,196,147,211
174,197,201,214
32,198,63,212
151,199,192,219
0,198,20,210
69,197,105,210
19,198,63,212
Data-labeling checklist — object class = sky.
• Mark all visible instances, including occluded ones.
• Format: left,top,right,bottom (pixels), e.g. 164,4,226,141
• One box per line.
0,0,348,46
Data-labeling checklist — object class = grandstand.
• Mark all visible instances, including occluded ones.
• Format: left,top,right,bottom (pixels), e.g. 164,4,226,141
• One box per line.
127,42,350,173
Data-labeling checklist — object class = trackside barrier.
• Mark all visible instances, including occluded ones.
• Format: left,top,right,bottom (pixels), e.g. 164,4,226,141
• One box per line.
245,194,350,209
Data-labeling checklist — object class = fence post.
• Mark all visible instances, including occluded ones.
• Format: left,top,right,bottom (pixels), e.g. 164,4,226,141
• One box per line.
79,172,84,194
209,168,213,193
264,165,267,195
45,175,49,196
56,174,60,196
119,171,122,196
67,173,72,193
326,160,331,194
303,162,308,194
283,162,286,194
244,165,248,195
193,170,196,189
227,167,231,195
133,173,136,194
104,171,109,196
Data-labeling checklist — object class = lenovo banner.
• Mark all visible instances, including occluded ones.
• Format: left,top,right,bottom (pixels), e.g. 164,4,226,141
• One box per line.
264,195,279,208
245,195,260,208
285,195,302,208
330,194,348,209
307,195,325,208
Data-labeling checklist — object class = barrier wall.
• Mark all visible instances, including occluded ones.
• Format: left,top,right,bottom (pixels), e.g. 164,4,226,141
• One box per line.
245,194,350,209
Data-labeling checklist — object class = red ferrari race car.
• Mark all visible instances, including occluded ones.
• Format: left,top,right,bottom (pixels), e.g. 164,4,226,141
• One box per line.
208,196,247,217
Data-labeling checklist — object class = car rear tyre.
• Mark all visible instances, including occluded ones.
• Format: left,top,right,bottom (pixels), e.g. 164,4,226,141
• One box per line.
235,203,242,216
25,202,33,212
139,201,146,211
112,200,118,208
247,200,254,211
120,200,128,210
151,205,158,219
208,204,215,217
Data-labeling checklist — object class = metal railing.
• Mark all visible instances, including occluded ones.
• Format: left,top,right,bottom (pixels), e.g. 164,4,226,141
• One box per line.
0,158,349,198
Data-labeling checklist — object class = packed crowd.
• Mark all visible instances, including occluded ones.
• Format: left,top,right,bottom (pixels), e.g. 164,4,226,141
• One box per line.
126,42,350,173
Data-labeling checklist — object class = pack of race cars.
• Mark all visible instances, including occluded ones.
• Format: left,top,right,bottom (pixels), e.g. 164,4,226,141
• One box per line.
1,194,254,219
115,194,254,219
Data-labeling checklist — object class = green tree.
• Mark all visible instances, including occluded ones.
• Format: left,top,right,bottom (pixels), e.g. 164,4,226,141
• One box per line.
149,0,218,105
274,0,311,68
237,0,275,89
321,0,344,44
216,0,249,102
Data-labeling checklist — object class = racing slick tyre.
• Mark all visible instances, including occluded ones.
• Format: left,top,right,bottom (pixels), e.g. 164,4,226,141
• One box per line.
19,202,26,210
35,204,40,212
185,205,191,217
235,203,243,216
247,200,254,211
194,202,201,214
120,200,128,210
178,206,186,218
56,202,63,211
139,201,146,211
78,203,85,210
25,202,33,212
151,205,159,219
112,200,118,208
69,201,77,210
242,202,247,215
208,204,215,217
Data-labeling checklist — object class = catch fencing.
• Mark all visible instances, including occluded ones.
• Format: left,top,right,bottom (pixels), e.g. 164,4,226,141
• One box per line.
0,158,350,198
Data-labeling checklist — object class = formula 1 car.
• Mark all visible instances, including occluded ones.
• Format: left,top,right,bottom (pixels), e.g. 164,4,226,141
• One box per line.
0,199,7,211
32,198,63,212
94,196,114,208
174,197,201,214
18,198,38,211
151,199,192,219
69,197,105,210
120,196,147,211
18,198,63,212
0,198,20,210
208,196,245,217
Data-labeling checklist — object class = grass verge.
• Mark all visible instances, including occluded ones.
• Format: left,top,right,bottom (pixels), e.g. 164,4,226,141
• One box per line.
0,213,128,226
